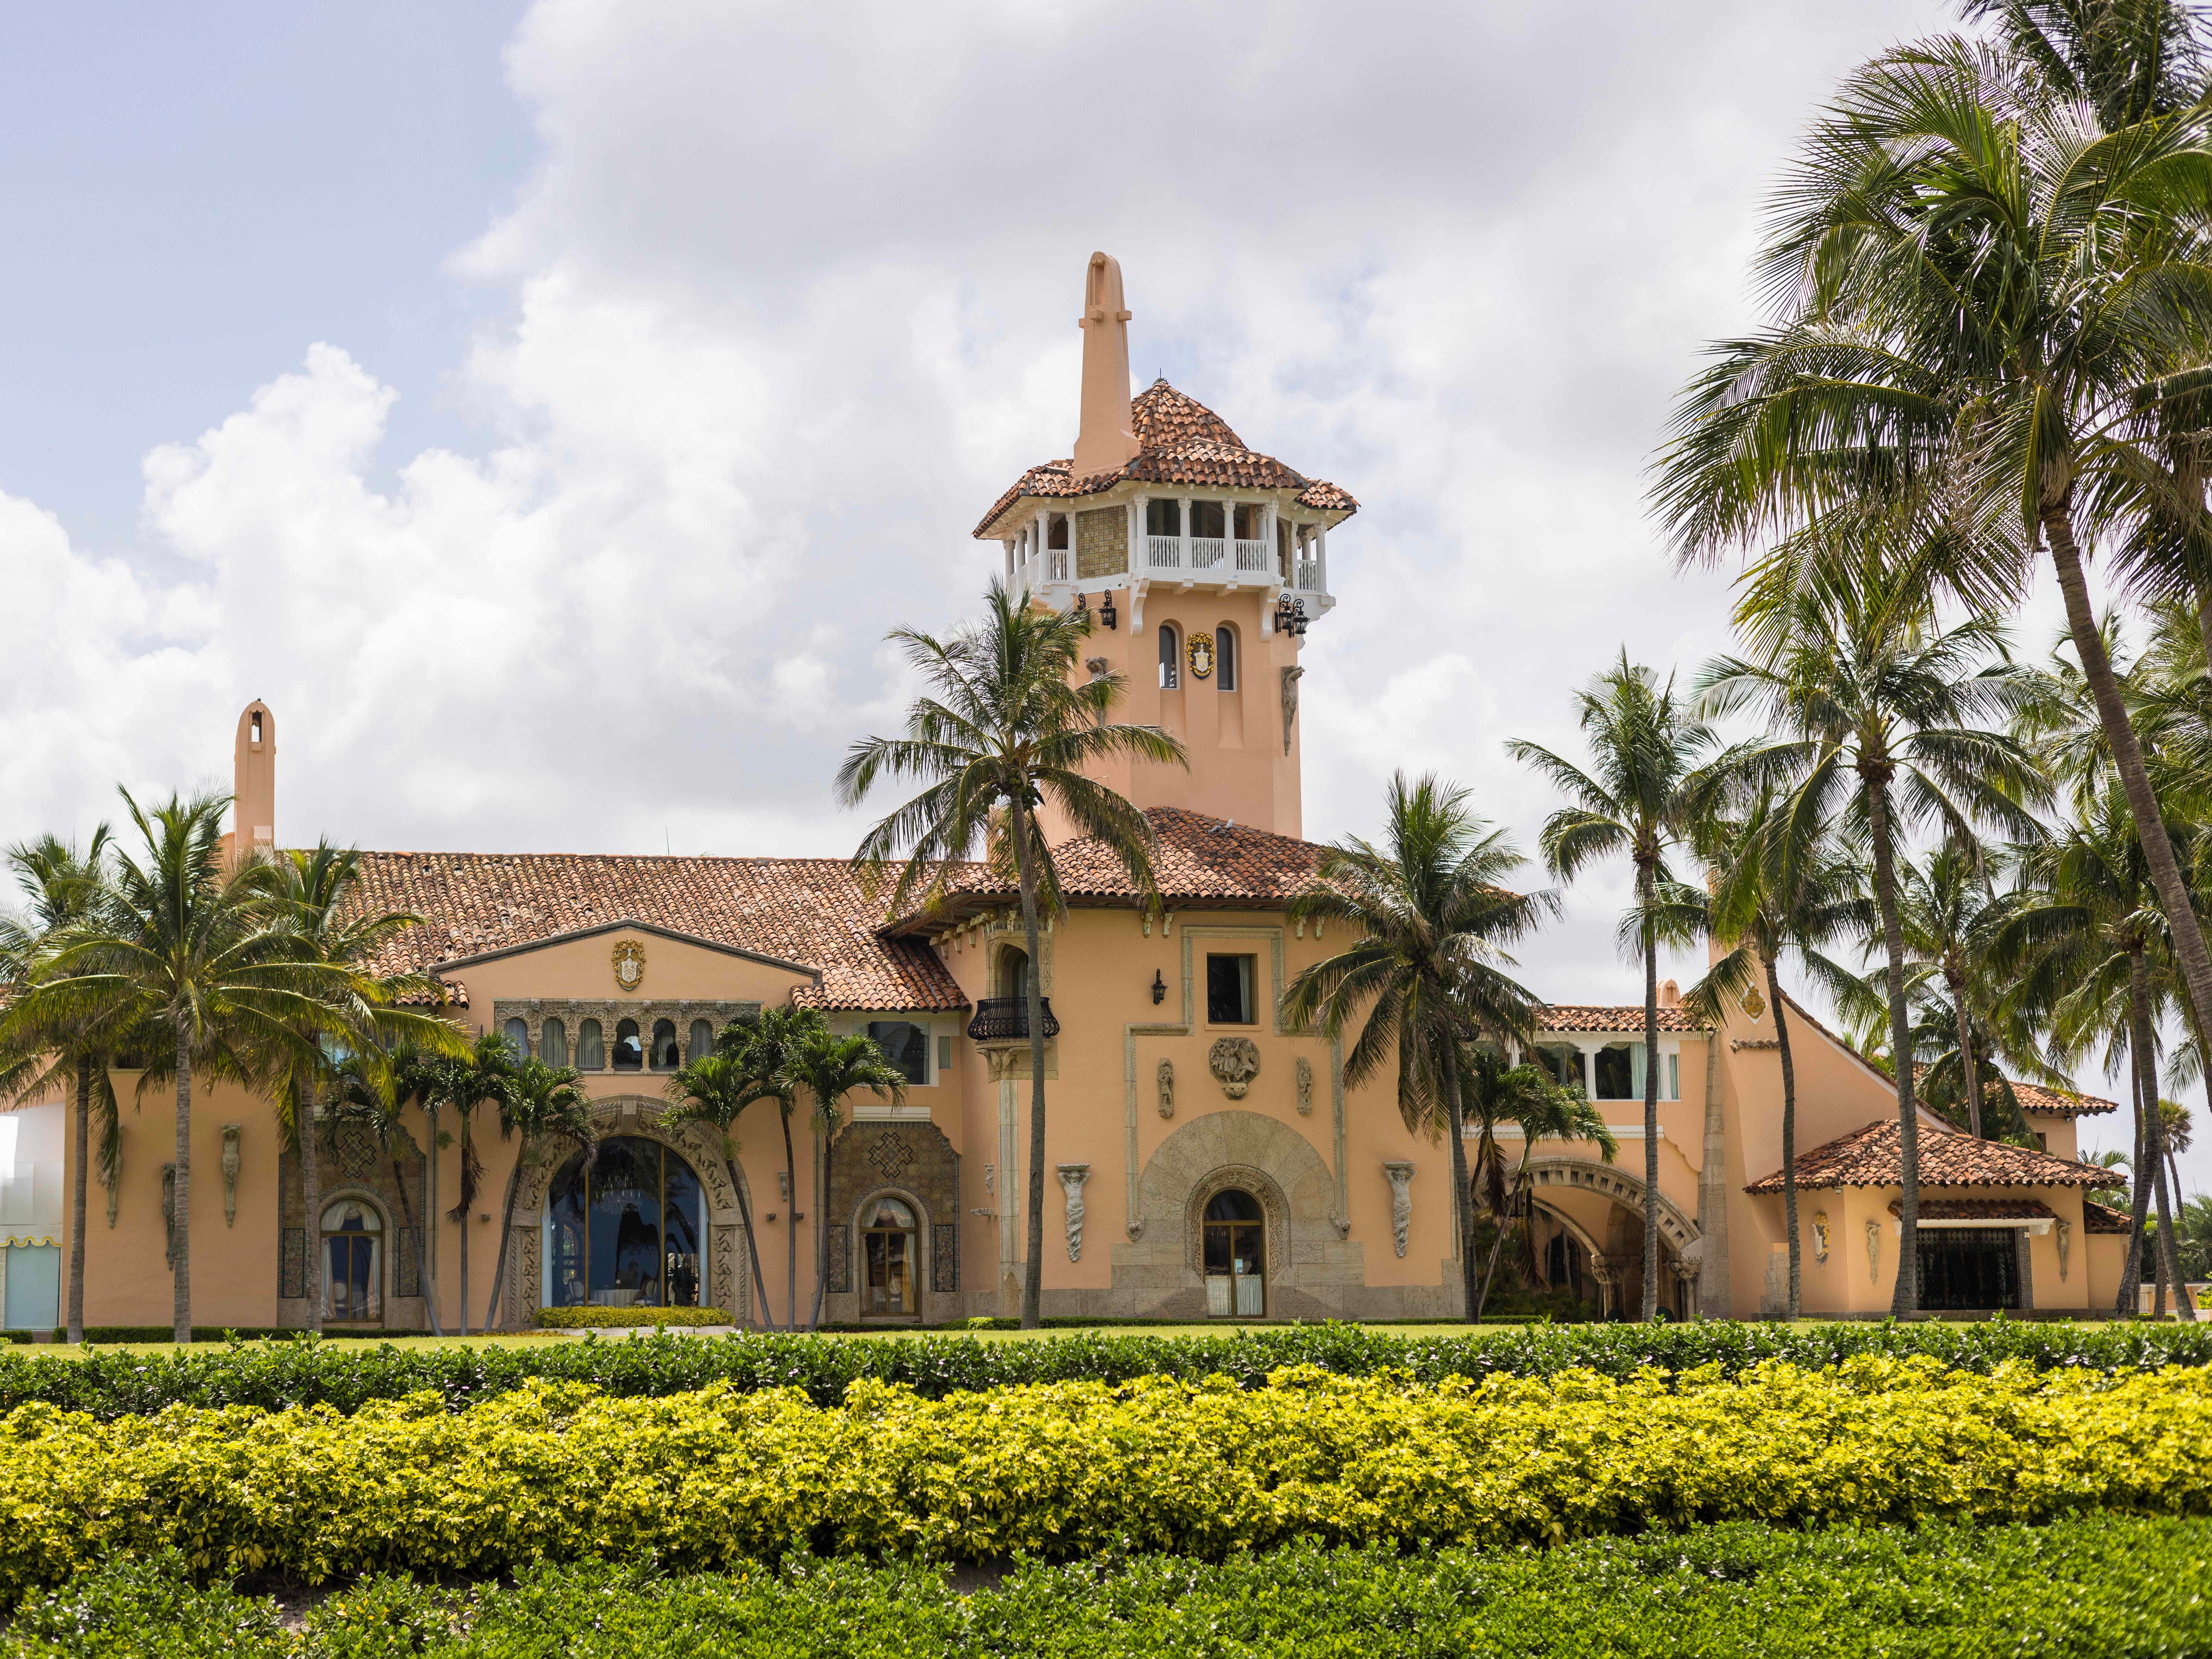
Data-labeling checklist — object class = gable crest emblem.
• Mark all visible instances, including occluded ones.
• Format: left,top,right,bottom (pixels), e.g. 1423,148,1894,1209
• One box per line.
612,939,645,992
1187,631,1216,680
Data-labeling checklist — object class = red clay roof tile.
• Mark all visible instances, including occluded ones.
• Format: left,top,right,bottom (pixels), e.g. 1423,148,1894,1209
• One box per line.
1745,1118,2124,1194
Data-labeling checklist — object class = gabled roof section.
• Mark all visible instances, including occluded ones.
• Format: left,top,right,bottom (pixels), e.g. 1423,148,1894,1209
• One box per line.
1536,1006,1702,1034
973,380,1358,537
346,851,967,1013
1745,1118,2125,1194
428,917,818,978
2083,1197,2131,1233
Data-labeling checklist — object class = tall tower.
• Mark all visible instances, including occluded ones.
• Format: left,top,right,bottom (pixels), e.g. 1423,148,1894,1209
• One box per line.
227,700,276,865
973,254,1357,840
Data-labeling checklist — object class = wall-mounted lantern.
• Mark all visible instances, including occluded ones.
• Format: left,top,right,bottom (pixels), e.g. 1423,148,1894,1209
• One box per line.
1272,594,1309,639
1099,591,1118,631
1150,969,1167,1005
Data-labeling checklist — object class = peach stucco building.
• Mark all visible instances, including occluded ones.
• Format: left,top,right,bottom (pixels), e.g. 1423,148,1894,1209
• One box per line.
0,256,2134,1334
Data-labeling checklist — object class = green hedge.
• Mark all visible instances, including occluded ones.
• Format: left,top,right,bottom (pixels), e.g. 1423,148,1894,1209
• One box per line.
535,1307,731,1329
0,1317,2206,1421
9,1517,2212,1657
0,1359,2205,1600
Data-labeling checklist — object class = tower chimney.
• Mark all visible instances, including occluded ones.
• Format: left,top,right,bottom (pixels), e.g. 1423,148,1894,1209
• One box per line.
231,701,275,864
1072,252,1139,478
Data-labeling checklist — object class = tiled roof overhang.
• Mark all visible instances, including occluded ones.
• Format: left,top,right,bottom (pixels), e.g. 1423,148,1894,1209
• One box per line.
1746,1118,2126,1194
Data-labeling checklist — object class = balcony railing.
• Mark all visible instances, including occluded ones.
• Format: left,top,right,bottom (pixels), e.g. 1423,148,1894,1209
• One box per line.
1293,558,1324,590
1191,535,1227,570
1233,538,1271,573
967,996,1061,1042
1147,535,1182,570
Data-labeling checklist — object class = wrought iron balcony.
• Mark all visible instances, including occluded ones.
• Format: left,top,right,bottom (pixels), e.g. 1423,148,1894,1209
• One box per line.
967,997,1061,1043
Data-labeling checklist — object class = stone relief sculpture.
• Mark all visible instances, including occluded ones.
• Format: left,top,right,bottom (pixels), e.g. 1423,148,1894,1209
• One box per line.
1865,1219,1881,1285
1209,1036,1261,1099
1383,1162,1414,1258
220,1124,243,1227
1280,665,1305,755
2056,1217,2073,1282
1085,656,1111,682
1156,1058,1175,1119
1810,1210,1829,1263
1294,1056,1314,1116
1058,1163,1090,1261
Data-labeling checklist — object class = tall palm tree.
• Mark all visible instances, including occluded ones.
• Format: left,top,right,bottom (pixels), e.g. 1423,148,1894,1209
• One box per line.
388,1043,449,1336
1697,577,2046,1314
1508,654,1723,1321
483,1058,593,1329
9,790,363,1343
716,1005,828,1332
663,1049,775,1329
839,580,1186,1329
791,1027,909,1329
438,1032,515,1338
1460,1049,1607,1318
1963,0,2207,128
1282,773,1555,1322
1479,1079,1621,1318
0,828,118,1345
1683,792,1868,1318
1875,847,2024,1140
1653,31,2212,1078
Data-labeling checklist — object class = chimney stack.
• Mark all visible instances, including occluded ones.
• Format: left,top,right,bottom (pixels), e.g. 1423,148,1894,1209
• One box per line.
230,701,275,865
1071,252,1139,478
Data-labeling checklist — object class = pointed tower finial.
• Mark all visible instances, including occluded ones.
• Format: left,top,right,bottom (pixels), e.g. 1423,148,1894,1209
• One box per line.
1072,252,1139,478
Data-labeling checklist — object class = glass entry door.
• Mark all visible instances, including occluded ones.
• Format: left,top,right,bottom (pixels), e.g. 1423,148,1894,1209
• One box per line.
545,1136,706,1310
1203,1189,1265,1317
862,1197,918,1316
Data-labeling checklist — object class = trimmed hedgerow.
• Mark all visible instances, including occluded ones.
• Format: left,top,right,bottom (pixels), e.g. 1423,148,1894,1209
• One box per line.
7,1517,2212,1657
535,1307,731,1329
0,1317,2207,1421
0,1359,2205,1599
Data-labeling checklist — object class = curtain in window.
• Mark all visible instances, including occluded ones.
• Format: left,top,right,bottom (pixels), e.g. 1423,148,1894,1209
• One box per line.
687,1020,714,1063
542,1019,568,1070
1630,1043,1646,1099
578,1020,605,1070
502,1018,530,1061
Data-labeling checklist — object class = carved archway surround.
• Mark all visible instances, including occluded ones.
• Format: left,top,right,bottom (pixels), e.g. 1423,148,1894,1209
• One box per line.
1181,1164,1290,1281
506,1095,755,1329
1519,1157,1700,1254
315,1184,392,1322
847,1184,932,1317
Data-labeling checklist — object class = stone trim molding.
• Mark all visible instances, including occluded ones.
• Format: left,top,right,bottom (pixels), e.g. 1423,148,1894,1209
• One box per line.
1184,1163,1290,1279
1520,1157,1701,1254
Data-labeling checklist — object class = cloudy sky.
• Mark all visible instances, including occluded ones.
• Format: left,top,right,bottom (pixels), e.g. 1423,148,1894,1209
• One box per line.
3,1,2173,1170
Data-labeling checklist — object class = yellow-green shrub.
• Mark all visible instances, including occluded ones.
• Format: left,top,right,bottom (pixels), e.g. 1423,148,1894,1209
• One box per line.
0,1358,2205,1601
535,1306,730,1329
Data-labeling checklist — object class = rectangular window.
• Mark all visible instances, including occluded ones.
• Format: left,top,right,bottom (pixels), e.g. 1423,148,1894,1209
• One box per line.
867,1020,930,1086
1593,1044,1634,1100
1146,498,1182,536
1666,1053,1680,1102
937,1035,953,1075
1206,954,1256,1024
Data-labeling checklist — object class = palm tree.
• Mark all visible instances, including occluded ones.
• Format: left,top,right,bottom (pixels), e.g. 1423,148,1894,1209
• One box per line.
716,1005,827,1332
1508,654,1723,1321
0,828,118,1345
839,580,1186,1329
388,1044,449,1336
1697,576,2046,1314
663,1049,775,1329
1459,1049,1606,1318
791,1028,909,1329
328,1048,440,1335
1653,31,2212,1079
1480,1079,1621,1318
1963,0,2206,128
1684,792,1868,1318
1282,773,1554,1322
8,790,364,1343
483,1058,593,1329
439,1031,515,1338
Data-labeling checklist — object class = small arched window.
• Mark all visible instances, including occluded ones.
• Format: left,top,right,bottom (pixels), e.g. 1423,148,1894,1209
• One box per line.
1215,624,1238,692
541,1018,569,1070
321,1198,382,1323
687,1019,714,1063
999,946,1031,1002
613,1018,643,1071
577,1019,605,1071
1158,624,1179,690
501,1018,530,1061
650,1019,681,1069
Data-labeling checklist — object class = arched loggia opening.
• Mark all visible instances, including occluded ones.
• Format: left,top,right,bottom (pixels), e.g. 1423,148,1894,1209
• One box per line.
543,1136,707,1310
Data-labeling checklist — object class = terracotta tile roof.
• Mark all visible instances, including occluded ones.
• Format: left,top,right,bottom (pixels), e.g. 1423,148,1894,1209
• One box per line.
973,381,1358,537
2007,1080,2121,1119
345,852,967,1013
1884,1197,2057,1222
1746,1119,2126,1194
2083,1197,2132,1234
1536,1005,1701,1034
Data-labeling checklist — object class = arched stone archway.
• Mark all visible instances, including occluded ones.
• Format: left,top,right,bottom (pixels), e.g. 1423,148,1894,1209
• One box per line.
507,1096,754,1328
1518,1156,1701,1317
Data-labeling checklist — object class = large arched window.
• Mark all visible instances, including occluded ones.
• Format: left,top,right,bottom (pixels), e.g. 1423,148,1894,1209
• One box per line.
321,1198,383,1323
1202,1188,1265,1318
861,1195,919,1317
1158,624,1180,689
998,946,1031,1002
1215,623,1238,692
501,1017,530,1061
544,1136,706,1311
577,1019,605,1071
613,1019,643,1071
687,1019,714,1063
650,1019,681,1070
541,1018,569,1070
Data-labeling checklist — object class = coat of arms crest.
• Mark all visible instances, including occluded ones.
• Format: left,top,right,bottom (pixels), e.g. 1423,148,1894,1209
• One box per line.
612,939,645,991
1187,631,1216,680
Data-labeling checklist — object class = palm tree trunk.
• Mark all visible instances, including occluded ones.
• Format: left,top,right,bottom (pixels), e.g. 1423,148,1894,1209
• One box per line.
485,1144,525,1332
1696,1007,1728,1317
1768,954,1801,1321
1950,978,1982,1140
1440,1040,1478,1320
2156,1143,2196,1319
1866,778,1920,1317
1478,1135,1540,1317
299,1085,324,1336
1638,863,1660,1323
67,1066,89,1345
387,1149,440,1338
779,1105,800,1331
2044,510,2212,1044
2194,572,2212,680
1007,796,1050,1331
2120,948,2158,1314
808,1122,830,1331
454,1112,471,1338
172,1029,192,1345
722,1143,773,1331
423,1104,441,1335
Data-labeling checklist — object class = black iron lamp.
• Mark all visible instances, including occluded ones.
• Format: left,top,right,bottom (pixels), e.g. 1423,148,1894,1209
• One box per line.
1273,594,1309,639
1099,590,1118,630
1074,590,1088,617
1151,969,1167,1005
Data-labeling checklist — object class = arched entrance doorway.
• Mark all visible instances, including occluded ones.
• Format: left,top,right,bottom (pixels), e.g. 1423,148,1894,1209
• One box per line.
861,1196,920,1318
321,1196,384,1325
543,1136,706,1310
1203,1188,1266,1316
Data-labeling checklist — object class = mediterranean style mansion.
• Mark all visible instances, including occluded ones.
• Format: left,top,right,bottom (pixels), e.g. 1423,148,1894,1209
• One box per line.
0,256,2134,1334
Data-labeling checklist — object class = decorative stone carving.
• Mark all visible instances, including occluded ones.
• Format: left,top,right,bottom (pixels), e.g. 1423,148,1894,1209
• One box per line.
1280,665,1305,755
1209,1036,1261,1099
1743,985,1767,1021
713,1224,742,1322
511,1226,541,1329
335,1122,379,1180
612,939,645,991
1294,1057,1314,1116
220,1125,242,1227
1865,1219,1881,1285
1058,1164,1090,1261
2056,1218,2073,1282
1156,1058,1175,1119
1382,1161,1414,1258
1811,1210,1829,1263
868,1134,916,1181
160,1164,177,1267
1085,656,1110,681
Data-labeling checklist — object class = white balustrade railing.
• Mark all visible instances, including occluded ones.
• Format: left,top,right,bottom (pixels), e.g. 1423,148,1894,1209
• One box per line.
1294,559,1324,590
1148,536,1183,570
1233,539,1271,573
1190,536,1227,570
1048,548,1069,581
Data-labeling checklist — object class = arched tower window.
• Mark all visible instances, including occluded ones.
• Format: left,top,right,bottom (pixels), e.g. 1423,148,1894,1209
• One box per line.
1158,624,1180,690
1215,623,1238,692
321,1198,383,1324
577,1019,605,1070
998,946,1031,1002
501,1017,530,1061
613,1019,643,1071
687,1020,714,1063
541,1019,569,1070
650,1019,681,1069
